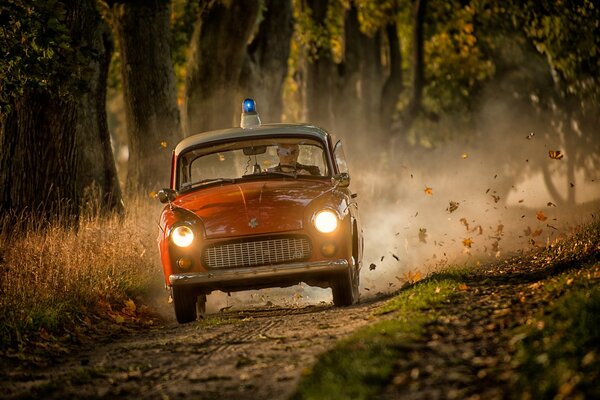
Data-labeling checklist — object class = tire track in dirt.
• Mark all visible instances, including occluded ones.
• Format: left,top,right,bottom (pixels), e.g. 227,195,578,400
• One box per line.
1,297,388,399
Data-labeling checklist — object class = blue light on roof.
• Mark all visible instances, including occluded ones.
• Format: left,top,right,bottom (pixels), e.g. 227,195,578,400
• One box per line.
242,98,256,113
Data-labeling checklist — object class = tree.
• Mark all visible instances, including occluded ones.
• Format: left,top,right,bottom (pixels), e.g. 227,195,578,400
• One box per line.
240,0,294,123
185,0,260,133
0,0,123,224
110,0,182,191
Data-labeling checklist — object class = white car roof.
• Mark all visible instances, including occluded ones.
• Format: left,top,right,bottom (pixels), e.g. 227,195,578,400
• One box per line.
174,123,330,156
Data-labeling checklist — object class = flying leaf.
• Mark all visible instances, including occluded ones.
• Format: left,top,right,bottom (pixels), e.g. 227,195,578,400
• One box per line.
496,224,504,235
461,153,468,159
160,141,168,149
525,132,535,140
149,191,157,199
424,186,433,196
463,238,473,248
548,150,564,160
536,211,548,221
446,201,459,213
418,228,428,243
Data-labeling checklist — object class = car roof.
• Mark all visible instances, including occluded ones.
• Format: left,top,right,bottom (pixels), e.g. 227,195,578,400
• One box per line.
174,123,330,156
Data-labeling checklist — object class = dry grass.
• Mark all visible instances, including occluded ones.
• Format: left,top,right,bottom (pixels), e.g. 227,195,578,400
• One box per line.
0,196,165,350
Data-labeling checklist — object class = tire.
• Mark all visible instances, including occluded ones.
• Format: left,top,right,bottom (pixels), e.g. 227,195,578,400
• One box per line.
332,267,359,306
196,294,207,319
172,286,197,324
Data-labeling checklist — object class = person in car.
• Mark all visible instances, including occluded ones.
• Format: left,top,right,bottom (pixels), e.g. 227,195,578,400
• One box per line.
271,143,320,175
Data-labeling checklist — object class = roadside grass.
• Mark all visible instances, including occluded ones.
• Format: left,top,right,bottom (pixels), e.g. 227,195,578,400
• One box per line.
293,219,600,400
0,196,165,358
510,263,600,398
292,277,464,400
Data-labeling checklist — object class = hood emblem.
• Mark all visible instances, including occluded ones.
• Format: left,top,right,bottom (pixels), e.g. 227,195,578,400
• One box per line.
248,218,259,228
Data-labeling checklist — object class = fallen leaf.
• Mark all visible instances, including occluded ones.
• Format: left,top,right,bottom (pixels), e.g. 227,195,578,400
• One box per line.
149,191,157,198
485,188,490,194
160,141,168,148
380,256,384,261
536,211,548,221
547,202,556,207
458,283,469,291
531,229,542,237
220,305,233,312
435,286,441,293
461,153,468,159
424,186,433,196
369,263,377,271
491,195,500,203
392,254,399,261
463,238,473,248
548,150,563,160
570,182,575,188
123,298,136,314
525,132,535,140
518,199,524,203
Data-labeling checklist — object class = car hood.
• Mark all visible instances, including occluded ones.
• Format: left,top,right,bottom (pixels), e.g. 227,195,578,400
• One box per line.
173,180,331,239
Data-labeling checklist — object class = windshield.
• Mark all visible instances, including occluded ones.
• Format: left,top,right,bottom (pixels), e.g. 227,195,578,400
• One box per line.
177,137,330,191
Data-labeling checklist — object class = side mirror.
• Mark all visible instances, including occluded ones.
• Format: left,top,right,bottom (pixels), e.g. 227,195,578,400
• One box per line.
332,172,350,188
157,188,177,204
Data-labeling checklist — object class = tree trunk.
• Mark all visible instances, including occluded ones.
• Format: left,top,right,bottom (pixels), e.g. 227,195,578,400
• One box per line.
0,0,122,225
305,0,336,131
240,0,294,123
112,0,182,192
332,4,363,137
185,0,260,133
396,0,426,135
380,22,403,133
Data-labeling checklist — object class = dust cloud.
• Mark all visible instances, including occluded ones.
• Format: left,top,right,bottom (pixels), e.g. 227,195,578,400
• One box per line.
350,97,600,297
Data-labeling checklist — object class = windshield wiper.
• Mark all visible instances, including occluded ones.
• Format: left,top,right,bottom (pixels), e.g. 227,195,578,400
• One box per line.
181,178,236,190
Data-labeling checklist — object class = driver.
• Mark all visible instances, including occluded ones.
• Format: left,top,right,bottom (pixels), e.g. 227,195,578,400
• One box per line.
271,143,320,175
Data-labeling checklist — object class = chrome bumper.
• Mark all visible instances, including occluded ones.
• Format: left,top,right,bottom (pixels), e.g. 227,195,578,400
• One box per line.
169,259,349,286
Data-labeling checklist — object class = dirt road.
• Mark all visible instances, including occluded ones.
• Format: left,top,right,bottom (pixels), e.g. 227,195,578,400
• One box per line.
1,294,388,399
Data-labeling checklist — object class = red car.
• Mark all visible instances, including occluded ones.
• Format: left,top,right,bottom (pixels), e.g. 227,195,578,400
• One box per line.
157,99,362,323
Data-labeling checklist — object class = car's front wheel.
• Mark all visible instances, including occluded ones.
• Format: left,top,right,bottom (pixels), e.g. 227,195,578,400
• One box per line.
331,266,359,306
172,286,197,324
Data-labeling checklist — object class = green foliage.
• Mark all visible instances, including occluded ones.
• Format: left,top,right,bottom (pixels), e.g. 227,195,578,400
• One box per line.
170,0,199,93
519,0,599,98
0,0,76,115
512,283,600,398
423,1,495,115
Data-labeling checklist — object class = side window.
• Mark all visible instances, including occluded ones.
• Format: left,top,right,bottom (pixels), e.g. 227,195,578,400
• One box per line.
333,140,349,174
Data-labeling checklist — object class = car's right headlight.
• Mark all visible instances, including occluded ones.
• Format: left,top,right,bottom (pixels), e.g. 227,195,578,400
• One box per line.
313,210,338,233
171,225,194,247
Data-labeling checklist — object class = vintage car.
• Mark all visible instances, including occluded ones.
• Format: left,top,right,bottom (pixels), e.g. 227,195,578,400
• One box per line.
157,99,362,323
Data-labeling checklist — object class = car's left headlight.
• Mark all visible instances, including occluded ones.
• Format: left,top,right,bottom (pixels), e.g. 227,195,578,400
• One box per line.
171,225,194,247
313,210,338,233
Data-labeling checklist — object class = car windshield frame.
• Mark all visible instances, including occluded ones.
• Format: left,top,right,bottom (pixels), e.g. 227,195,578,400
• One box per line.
175,135,333,192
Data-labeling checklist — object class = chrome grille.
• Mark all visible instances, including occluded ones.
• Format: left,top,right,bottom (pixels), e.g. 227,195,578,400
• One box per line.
203,236,311,269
